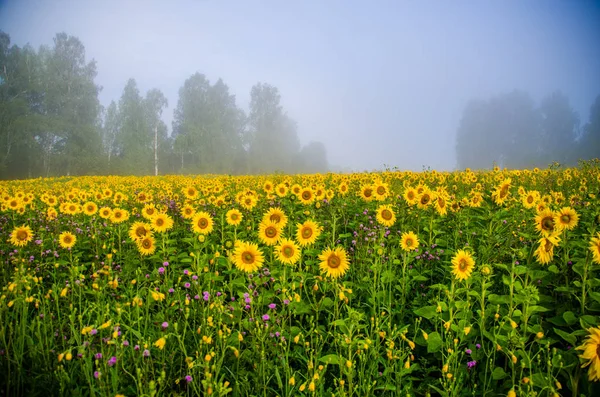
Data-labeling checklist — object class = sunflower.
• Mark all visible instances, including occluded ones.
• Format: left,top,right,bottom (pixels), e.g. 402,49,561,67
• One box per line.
535,209,556,236
469,192,483,208
296,220,321,247
47,207,58,220
141,204,158,220
554,207,579,232
318,246,350,279
129,222,152,241
192,211,214,234
263,207,288,229
451,250,475,281
183,185,198,200
534,234,560,265
298,188,315,205
373,182,390,201
577,326,600,381
180,204,196,219
435,195,448,216
275,183,288,197
83,201,98,216
239,195,258,211
110,208,129,224
221,208,241,226
359,185,374,202
258,221,282,246
338,182,349,196
137,235,156,256
232,241,264,273
274,238,301,265
417,190,433,209
58,232,77,249
375,204,396,227
590,233,600,265
403,187,418,206
521,191,539,209
151,213,174,233
400,231,419,252
9,225,34,247
98,207,112,219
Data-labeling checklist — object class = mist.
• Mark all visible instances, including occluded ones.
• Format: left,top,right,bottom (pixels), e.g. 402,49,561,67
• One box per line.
0,0,599,178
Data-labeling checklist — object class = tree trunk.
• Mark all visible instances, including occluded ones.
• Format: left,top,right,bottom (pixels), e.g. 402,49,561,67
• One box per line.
154,123,158,176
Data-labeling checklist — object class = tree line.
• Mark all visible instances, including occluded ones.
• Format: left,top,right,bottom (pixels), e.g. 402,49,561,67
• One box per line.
456,90,599,170
0,31,328,179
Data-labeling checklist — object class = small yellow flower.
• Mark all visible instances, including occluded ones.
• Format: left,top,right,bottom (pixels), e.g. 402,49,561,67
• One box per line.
346,360,352,368
299,383,306,392
154,337,166,350
507,389,516,397
308,382,315,392
289,376,295,386
464,326,471,336
58,353,65,362
536,331,544,339
66,352,72,361
422,330,429,340
204,354,212,362
404,359,410,369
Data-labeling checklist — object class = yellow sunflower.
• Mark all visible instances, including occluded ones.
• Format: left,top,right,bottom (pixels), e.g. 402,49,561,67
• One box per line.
239,195,258,211
400,231,419,252
263,207,288,229
534,209,556,236
137,235,156,256
9,225,34,247
141,204,158,220
47,207,58,220
417,190,434,209
318,246,350,279
359,185,374,202
403,187,418,206
83,201,98,216
590,233,600,265
521,191,539,209
554,207,579,232
576,326,600,382
258,221,282,246
232,241,264,273
451,249,475,281
534,234,560,265
58,232,77,249
192,211,214,234
298,188,315,205
128,222,152,241
434,195,448,216
222,208,241,226
295,220,321,247
180,204,196,219
373,182,390,201
98,207,112,219
274,238,301,265
275,183,288,197
375,204,396,227
151,213,174,233
110,208,129,224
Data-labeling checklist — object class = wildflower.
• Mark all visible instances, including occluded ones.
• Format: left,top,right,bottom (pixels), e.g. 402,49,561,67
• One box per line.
577,326,600,381
161,322,169,330
185,375,193,383
467,360,477,368
143,349,150,357
154,337,166,350
107,356,117,367
262,314,270,321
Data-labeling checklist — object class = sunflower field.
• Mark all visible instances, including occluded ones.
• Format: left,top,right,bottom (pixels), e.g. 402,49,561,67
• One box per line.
2,162,600,397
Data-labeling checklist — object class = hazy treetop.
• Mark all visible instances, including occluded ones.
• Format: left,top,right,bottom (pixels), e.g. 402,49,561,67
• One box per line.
1,0,599,171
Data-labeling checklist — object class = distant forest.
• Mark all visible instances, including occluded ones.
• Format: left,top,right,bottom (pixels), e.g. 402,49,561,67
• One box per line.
1,31,598,179
456,90,599,170
0,31,328,179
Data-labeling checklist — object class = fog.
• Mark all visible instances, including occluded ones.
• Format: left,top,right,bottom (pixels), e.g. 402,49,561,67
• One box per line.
1,0,599,176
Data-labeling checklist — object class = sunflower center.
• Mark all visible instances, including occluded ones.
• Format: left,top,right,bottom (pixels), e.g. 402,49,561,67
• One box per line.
327,254,341,269
147,209,155,216
142,239,152,249
499,186,509,198
16,230,28,241
407,192,415,200
283,246,294,258
302,191,311,200
198,218,208,228
265,227,277,238
115,212,122,219
405,238,413,247
231,214,238,220
136,227,147,237
270,214,281,223
381,209,393,220
377,186,386,195
421,194,430,205
544,239,553,253
156,218,164,226
363,188,372,197
527,196,534,203
242,252,255,264
302,227,313,239
438,197,445,207
64,236,72,244
542,217,554,231
560,215,570,224
458,259,468,271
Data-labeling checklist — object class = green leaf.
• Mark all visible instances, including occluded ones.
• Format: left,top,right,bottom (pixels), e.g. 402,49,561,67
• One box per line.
547,265,559,274
319,354,341,365
563,311,577,326
588,291,600,304
554,328,576,346
492,366,507,380
427,332,442,353
413,306,438,320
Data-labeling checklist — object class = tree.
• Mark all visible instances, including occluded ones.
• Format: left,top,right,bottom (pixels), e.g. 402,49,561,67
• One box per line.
538,91,580,166
116,78,150,174
144,89,168,175
578,95,600,161
102,101,120,171
247,83,300,173
294,141,328,173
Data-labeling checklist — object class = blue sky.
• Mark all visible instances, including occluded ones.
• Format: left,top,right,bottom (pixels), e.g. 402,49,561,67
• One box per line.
1,0,599,171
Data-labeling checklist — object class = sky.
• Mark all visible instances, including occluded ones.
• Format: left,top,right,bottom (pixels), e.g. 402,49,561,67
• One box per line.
1,0,599,171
